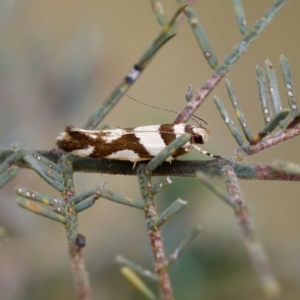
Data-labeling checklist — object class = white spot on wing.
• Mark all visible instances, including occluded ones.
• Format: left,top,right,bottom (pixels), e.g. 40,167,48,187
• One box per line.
174,123,198,152
102,129,125,143
56,131,70,141
61,127,100,140
72,146,94,156
173,124,186,137
134,125,166,156
173,124,193,148
69,127,126,142
107,149,148,162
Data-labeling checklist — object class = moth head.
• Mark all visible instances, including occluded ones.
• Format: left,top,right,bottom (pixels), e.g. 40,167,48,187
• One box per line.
192,125,210,144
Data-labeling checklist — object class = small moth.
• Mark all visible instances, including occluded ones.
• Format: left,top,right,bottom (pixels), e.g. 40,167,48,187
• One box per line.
56,122,218,166
56,95,218,165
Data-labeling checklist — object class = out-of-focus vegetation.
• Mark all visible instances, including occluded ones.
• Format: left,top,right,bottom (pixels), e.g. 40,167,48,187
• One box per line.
0,1,300,299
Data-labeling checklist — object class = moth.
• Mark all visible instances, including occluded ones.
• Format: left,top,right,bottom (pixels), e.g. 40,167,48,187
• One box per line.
56,98,219,166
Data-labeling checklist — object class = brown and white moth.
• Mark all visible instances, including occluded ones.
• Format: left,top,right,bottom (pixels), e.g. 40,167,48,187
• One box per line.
56,122,218,165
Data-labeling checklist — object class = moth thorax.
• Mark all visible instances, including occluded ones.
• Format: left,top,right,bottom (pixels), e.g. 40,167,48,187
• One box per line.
192,127,210,144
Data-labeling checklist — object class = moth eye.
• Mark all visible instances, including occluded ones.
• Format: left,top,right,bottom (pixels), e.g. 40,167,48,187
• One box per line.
193,135,204,144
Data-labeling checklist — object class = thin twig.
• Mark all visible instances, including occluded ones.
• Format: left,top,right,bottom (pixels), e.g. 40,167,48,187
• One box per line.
184,5,218,68
222,165,281,297
2,150,300,181
59,155,92,300
116,255,158,281
149,0,167,26
249,109,290,145
232,0,248,34
121,267,157,300
137,164,174,300
167,224,202,267
173,0,289,124
245,126,300,155
82,5,186,130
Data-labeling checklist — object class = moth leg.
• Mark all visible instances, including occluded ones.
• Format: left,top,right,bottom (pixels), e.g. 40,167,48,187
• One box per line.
132,162,137,169
166,156,174,164
192,144,220,158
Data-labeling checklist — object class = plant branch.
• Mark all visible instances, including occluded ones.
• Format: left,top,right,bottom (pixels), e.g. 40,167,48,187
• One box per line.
167,224,202,267
183,5,218,68
0,165,18,188
137,164,174,300
173,0,289,124
120,267,157,300
59,155,92,300
81,5,186,130
280,55,298,118
2,150,300,181
116,255,158,282
232,0,248,34
149,0,166,27
245,126,300,155
222,165,280,297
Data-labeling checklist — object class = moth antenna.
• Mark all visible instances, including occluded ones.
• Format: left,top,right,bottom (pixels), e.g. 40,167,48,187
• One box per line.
125,94,208,127
125,94,181,117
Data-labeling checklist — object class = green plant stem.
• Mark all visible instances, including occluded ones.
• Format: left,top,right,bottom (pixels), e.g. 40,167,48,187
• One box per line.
271,159,300,175
149,0,166,26
12,145,64,192
0,166,18,188
2,150,300,181
184,5,218,68
146,133,191,173
154,198,187,228
15,187,67,216
222,165,280,297
0,149,26,172
185,84,193,102
151,176,172,195
246,126,300,155
70,183,143,210
15,187,66,208
173,0,289,124
249,109,290,145
59,156,92,300
196,171,238,209
137,164,174,300
16,198,68,224
264,59,286,128
81,5,186,130
232,0,248,34
167,223,202,267
121,267,157,300
116,255,158,281
225,79,253,141
256,65,273,125
214,96,244,146
280,55,298,118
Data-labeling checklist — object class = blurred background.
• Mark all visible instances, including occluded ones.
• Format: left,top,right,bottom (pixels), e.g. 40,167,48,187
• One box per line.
0,1,300,299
